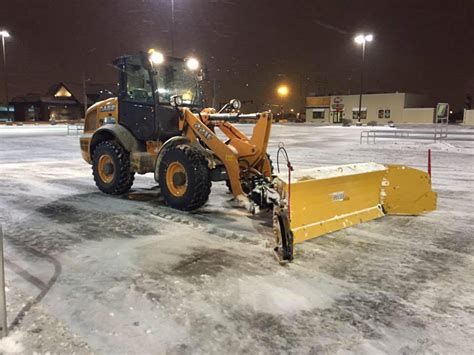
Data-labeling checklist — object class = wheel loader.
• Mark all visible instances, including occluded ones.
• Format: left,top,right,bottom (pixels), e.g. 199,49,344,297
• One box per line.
80,49,437,262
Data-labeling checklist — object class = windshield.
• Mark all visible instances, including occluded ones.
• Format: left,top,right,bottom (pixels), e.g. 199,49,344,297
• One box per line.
153,59,204,107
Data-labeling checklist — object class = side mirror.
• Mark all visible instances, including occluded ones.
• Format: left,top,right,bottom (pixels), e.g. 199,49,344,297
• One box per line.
218,99,241,113
170,95,183,107
229,99,241,110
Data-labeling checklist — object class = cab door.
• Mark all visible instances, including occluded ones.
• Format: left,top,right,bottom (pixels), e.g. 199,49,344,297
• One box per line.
117,54,158,141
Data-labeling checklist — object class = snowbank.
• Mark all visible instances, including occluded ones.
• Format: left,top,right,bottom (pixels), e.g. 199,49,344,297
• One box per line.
0,332,24,354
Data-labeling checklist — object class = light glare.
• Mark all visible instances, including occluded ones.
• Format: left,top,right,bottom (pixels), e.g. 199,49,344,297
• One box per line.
0,30,10,38
277,85,289,97
354,35,364,44
354,33,374,45
186,57,200,71
149,50,164,65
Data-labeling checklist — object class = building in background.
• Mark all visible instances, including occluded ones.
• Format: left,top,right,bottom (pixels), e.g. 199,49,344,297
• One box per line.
305,92,436,124
10,82,116,122
0,105,14,122
463,109,474,125
11,83,83,122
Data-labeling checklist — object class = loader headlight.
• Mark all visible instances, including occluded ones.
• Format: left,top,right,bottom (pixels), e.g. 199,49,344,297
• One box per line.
149,49,164,65
230,99,241,110
170,95,183,107
186,57,200,71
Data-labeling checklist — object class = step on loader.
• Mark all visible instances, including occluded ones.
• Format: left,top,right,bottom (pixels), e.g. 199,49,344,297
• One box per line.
80,50,437,262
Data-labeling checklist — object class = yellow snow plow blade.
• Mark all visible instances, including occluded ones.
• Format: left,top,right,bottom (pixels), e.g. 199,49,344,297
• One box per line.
382,165,437,215
275,163,436,246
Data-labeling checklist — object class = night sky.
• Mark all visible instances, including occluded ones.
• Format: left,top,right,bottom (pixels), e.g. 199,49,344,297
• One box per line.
1,0,473,111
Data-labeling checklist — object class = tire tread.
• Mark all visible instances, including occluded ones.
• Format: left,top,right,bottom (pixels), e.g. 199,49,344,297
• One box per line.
92,140,135,195
160,145,211,211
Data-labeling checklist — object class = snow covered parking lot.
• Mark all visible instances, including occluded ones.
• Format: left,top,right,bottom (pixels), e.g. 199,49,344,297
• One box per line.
0,124,473,353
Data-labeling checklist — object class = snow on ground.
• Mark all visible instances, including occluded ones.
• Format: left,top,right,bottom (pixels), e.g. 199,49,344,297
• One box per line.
0,124,473,353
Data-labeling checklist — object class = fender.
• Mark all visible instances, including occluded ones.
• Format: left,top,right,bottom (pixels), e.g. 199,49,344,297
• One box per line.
90,124,141,156
154,136,191,182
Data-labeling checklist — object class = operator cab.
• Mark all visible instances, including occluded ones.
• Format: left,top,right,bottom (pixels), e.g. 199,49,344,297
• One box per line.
113,51,205,141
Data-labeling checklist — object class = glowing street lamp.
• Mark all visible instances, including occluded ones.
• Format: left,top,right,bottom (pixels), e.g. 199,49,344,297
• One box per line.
354,33,373,45
354,33,373,122
148,49,165,65
277,85,289,97
170,0,175,55
276,85,289,120
186,57,200,71
1,29,11,117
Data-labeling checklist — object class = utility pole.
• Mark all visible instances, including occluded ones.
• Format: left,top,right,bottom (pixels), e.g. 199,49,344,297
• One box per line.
354,33,373,123
212,78,218,109
0,30,10,118
357,39,365,123
170,0,175,56
82,72,88,118
299,73,307,115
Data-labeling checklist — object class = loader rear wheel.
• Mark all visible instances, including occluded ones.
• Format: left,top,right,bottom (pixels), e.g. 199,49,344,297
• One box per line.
92,140,135,195
159,145,211,211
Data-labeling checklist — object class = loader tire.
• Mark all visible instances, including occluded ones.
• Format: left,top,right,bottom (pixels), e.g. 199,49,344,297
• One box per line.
158,145,211,211
92,140,135,195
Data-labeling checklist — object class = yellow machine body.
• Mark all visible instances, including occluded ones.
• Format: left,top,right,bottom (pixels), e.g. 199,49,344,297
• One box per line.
79,51,438,262
275,163,437,245
382,165,437,215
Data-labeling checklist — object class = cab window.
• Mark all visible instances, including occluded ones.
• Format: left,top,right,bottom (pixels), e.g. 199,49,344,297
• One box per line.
125,63,153,104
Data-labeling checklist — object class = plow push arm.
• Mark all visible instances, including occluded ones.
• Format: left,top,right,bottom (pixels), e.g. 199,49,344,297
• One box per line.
207,113,261,122
181,109,273,200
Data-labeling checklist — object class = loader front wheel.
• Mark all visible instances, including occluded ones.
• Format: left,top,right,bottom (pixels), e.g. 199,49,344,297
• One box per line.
159,145,211,211
92,140,135,195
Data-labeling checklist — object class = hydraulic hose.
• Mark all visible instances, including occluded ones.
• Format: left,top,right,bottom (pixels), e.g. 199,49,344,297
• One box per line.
276,143,294,220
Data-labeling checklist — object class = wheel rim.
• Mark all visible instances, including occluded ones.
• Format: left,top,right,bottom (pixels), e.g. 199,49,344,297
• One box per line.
166,162,188,197
98,155,115,184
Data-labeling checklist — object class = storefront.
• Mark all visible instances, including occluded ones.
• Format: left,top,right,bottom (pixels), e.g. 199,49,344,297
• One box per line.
306,92,435,124
11,83,84,122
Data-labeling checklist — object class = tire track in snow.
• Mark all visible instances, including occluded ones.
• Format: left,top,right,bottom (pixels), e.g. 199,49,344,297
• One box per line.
3,235,62,331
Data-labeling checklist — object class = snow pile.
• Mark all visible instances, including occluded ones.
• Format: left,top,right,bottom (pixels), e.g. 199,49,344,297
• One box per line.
425,142,470,152
0,124,69,136
0,332,24,354
377,141,473,154
236,275,339,315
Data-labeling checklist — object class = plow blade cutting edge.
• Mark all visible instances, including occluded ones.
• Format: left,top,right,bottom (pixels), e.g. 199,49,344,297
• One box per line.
273,162,436,259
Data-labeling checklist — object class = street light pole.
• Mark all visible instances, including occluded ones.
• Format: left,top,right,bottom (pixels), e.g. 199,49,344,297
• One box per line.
170,0,175,55
0,30,10,117
357,40,365,123
354,33,373,123
82,72,90,119
277,84,289,121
